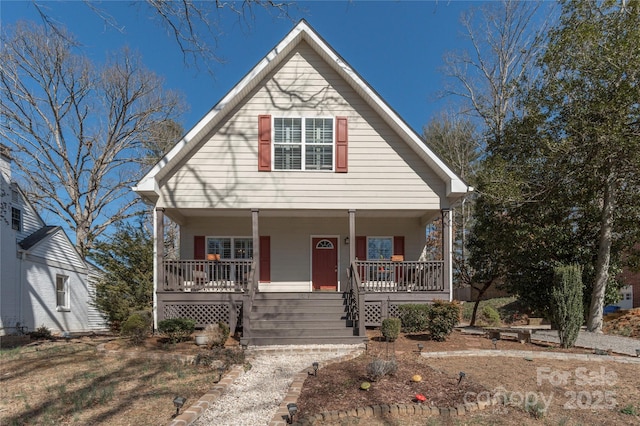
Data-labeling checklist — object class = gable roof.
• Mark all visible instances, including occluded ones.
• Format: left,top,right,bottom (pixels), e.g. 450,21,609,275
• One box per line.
133,20,471,201
19,225,62,250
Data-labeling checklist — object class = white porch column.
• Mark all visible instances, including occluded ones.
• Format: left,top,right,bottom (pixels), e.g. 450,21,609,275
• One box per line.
252,209,259,291
153,207,165,331
348,209,356,265
442,208,453,301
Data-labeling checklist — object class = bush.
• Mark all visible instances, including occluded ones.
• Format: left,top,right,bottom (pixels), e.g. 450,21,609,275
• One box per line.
381,318,401,342
203,321,231,348
398,302,460,341
427,301,461,342
480,305,502,326
29,325,53,340
550,264,583,348
366,358,398,381
398,304,430,332
121,313,151,345
158,317,196,343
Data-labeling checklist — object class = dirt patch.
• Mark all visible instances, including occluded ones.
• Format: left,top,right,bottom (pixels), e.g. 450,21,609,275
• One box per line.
0,334,242,426
295,329,640,425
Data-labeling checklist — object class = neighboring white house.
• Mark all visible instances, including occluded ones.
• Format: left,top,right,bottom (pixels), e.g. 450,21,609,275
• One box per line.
0,145,106,335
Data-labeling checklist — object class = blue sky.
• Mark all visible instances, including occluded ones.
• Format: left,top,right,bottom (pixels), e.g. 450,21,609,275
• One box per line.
2,0,479,135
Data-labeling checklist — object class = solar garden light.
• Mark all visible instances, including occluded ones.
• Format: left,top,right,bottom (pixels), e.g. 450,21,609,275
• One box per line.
173,396,186,416
457,371,466,386
287,403,298,424
492,338,498,350
636,349,640,357
312,361,319,376
217,365,226,382
417,343,424,354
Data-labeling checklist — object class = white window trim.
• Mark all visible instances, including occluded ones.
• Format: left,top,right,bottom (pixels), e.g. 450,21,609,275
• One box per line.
56,275,70,312
272,116,335,172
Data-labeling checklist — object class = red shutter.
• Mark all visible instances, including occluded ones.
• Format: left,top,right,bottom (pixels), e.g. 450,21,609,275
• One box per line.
259,236,271,282
258,115,272,171
356,236,367,260
393,236,405,257
194,236,205,259
335,116,348,173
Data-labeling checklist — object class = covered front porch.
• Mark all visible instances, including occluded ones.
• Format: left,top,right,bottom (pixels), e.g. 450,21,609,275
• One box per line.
153,208,453,342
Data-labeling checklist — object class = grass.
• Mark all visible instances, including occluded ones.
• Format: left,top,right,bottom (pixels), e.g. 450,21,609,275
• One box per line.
460,296,530,324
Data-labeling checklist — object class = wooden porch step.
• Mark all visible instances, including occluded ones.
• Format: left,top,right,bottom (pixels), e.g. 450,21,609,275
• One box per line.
243,291,361,346
251,320,350,330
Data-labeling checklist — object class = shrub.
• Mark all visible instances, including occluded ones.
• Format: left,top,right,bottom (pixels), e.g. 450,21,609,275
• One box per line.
398,304,430,332
480,305,501,326
158,317,196,343
203,321,231,348
381,318,401,342
366,358,398,381
29,325,53,340
550,264,583,348
427,301,461,342
121,312,151,345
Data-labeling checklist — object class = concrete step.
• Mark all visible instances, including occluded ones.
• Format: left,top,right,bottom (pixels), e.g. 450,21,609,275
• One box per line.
246,335,367,346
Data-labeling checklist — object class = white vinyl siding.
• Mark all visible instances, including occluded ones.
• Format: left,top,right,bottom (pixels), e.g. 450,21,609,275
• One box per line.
160,41,444,210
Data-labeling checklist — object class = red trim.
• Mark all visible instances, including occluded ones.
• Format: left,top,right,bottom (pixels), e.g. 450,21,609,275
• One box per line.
355,236,367,260
335,116,348,173
258,115,271,171
194,236,205,260
259,236,271,282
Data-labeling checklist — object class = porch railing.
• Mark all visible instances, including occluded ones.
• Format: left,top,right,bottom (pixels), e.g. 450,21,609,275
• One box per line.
163,259,252,292
355,260,445,292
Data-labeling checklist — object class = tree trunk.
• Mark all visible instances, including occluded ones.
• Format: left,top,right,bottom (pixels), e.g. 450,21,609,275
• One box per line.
470,280,494,326
587,174,616,332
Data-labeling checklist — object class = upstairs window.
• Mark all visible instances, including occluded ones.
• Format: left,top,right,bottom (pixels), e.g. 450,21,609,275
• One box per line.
273,117,334,171
11,207,21,231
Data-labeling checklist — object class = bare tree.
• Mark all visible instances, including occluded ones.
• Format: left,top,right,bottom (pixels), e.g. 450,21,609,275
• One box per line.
442,0,551,146
0,22,184,256
32,0,296,73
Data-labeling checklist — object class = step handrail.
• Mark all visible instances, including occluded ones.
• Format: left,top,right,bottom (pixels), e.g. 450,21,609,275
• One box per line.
347,261,366,337
241,260,257,347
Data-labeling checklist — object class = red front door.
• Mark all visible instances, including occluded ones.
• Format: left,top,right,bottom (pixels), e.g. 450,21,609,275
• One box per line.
312,238,338,291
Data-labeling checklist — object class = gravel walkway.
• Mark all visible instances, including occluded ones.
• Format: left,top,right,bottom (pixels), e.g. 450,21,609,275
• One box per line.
532,329,640,356
194,345,362,426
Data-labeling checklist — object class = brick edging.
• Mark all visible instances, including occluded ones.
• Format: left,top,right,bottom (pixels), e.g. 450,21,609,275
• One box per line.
168,365,245,426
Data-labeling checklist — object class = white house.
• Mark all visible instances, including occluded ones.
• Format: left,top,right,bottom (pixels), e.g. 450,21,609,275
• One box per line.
0,145,106,335
134,21,472,345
